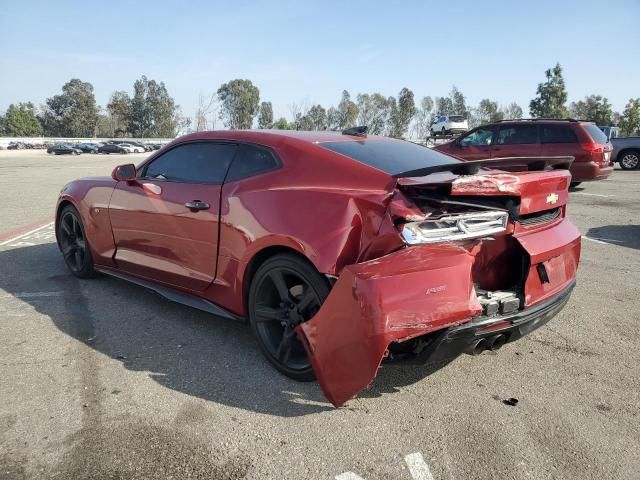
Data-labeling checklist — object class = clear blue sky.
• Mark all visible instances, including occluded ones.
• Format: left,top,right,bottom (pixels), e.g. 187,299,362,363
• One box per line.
1,0,638,122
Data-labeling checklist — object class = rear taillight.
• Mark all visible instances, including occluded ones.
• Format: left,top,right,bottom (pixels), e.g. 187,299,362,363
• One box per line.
580,142,606,163
399,211,509,245
580,142,604,154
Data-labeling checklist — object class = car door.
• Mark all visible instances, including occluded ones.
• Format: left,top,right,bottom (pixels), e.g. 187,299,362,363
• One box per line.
452,126,494,160
108,141,238,292
491,124,541,158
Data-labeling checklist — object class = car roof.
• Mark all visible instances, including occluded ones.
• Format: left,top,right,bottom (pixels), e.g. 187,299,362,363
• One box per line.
492,119,595,126
150,130,462,178
174,129,371,145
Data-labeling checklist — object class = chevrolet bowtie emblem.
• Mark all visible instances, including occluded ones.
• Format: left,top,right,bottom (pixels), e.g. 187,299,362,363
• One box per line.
546,193,559,205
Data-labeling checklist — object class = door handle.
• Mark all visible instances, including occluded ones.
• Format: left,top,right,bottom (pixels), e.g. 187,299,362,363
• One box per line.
185,200,210,211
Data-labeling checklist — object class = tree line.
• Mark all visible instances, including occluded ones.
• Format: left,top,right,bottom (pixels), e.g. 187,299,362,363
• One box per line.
1,63,639,138
0,76,188,138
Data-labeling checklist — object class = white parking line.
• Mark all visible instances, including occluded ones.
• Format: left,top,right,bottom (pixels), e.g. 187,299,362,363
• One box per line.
404,453,435,480
336,452,434,480
0,222,54,247
335,473,365,480
572,192,613,198
1,292,65,299
582,235,623,245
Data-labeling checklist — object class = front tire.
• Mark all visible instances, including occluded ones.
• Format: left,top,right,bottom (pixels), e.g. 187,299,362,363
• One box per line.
56,205,96,279
248,253,329,381
619,150,640,170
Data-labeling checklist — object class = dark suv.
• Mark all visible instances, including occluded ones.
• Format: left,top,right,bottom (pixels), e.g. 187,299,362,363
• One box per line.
434,119,613,186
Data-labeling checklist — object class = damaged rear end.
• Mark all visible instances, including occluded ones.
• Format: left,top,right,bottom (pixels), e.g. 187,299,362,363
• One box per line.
298,156,580,407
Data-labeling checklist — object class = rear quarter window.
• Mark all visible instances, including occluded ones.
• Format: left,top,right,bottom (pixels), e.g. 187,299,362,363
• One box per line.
583,124,608,144
225,144,280,181
320,139,459,175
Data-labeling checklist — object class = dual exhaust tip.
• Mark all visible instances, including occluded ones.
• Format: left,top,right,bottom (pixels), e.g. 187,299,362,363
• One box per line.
467,334,507,355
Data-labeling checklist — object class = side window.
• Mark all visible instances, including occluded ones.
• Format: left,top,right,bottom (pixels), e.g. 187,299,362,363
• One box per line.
541,125,578,144
459,127,494,147
143,142,238,184
225,144,279,181
495,125,538,145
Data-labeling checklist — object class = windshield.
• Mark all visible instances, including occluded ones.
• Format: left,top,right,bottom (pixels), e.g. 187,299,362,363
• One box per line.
320,139,460,176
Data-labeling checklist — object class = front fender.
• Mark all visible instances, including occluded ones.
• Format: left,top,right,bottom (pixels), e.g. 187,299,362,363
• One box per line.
56,178,117,266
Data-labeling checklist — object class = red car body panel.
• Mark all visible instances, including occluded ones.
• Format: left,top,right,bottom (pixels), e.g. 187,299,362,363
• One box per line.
299,169,580,406
299,243,482,407
56,130,581,407
434,120,613,182
108,180,222,291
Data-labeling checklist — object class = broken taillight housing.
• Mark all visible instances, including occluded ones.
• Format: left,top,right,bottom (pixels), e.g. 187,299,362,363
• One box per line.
400,211,509,245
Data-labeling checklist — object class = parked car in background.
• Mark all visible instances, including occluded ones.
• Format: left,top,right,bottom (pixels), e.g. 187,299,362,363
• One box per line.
118,143,145,153
430,115,469,136
47,144,82,155
611,136,640,170
434,119,613,187
7,142,27,150
126,141,153,152
97,144,128,154
75,143,102,153
599,126,620,142
55,128,581,406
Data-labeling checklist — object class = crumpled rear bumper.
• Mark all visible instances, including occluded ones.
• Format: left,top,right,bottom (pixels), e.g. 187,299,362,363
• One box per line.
298,218,580,407
406,280,574,366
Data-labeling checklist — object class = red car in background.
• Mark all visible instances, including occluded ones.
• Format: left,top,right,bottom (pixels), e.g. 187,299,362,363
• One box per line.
56,128,581,407
434,119,613,187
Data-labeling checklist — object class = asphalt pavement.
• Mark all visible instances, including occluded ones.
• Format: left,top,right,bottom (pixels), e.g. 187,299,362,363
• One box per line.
1,150,639,479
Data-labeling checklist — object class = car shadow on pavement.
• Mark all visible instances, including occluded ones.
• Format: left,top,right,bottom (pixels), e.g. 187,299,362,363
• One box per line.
0,243,454,415
586,224,640,250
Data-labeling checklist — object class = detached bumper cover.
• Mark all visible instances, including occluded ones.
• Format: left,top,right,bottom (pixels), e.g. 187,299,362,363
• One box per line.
298,218,580,407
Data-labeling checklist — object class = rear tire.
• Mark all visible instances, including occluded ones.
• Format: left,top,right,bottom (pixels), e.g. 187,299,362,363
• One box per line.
619,150,640,170
56,205,96,279
248,253,330,381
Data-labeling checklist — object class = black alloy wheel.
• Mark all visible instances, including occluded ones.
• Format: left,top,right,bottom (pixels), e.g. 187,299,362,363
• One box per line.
248,254,329,381
56,206,95,278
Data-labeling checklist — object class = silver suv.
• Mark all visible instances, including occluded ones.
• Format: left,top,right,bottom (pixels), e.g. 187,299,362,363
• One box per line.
430,115,469,136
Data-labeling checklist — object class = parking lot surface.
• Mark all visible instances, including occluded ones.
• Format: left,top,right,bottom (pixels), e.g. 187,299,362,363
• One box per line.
1,150,639,479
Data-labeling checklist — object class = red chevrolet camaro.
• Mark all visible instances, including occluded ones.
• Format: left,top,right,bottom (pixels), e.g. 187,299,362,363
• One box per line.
56,128,581,406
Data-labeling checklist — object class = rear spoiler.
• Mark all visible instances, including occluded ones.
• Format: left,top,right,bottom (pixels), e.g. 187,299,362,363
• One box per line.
392,156,574,179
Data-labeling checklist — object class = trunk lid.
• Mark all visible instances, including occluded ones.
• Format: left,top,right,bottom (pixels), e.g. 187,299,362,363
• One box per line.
396,163,572,215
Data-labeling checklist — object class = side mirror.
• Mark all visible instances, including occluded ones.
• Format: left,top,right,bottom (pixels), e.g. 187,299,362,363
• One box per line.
111,163,137,182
